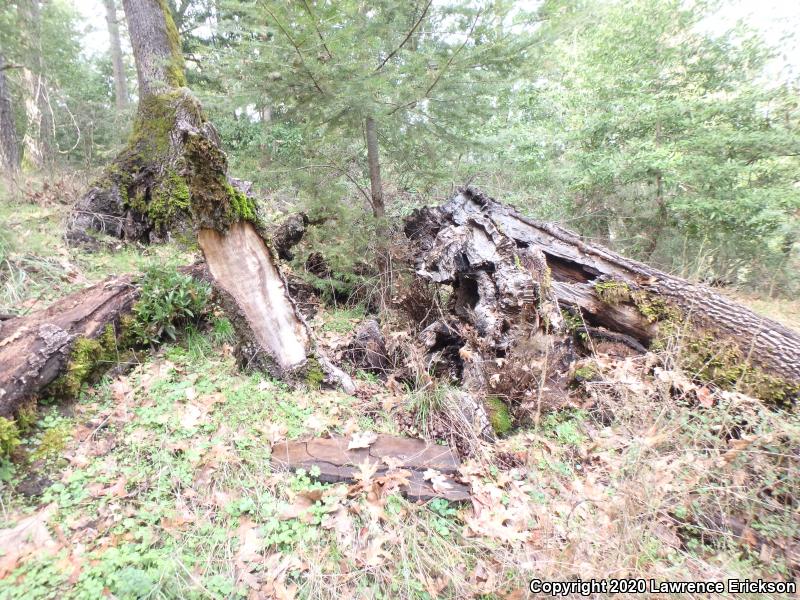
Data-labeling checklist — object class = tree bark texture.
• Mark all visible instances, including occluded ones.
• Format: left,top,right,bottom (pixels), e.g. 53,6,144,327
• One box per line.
122,0,186,98
365,116,385,218
0,274,139,420
19,0,53,170
104,0,130,110
67,0,352,392
405,187,800,404
0,54,20,174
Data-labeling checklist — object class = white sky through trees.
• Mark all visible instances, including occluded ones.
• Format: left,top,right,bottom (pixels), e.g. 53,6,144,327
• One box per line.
72,0,798,81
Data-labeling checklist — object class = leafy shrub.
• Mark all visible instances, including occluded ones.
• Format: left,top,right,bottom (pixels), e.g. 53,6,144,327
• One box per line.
132,266,211,345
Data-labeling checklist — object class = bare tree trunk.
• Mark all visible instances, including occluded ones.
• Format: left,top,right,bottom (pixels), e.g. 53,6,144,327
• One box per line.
365,116,385,218
103,0,129,110
19,0,53,170
0,54,20,175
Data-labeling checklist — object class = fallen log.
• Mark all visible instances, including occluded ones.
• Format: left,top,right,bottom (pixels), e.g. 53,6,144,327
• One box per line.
0,274,138,420
0,263,212,421
0,253,352,424
405,187,800,405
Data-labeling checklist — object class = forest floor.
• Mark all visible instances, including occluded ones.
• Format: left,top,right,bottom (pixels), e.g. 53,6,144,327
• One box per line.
1,176,799,599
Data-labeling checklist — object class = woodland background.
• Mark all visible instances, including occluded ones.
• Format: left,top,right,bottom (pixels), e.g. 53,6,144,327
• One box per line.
1,0,798,300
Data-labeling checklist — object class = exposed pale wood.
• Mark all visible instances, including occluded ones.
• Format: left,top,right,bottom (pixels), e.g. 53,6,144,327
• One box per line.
199,223,310,372
271,434,470,501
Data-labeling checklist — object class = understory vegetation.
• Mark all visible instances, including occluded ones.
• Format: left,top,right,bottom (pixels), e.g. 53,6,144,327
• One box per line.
1,175,799,598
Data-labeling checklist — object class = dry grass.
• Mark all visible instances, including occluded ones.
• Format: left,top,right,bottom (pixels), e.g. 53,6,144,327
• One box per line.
0,172,797,599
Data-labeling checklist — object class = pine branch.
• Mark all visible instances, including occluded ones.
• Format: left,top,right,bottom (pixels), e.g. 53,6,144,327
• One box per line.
387,10,481,116
300,0,333,60
375,0,432,72
264,5,326,95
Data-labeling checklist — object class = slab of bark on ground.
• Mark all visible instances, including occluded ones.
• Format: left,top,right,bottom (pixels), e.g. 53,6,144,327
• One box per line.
271,434,470,501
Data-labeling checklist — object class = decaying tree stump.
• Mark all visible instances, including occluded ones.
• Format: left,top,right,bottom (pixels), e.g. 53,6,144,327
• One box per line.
404,189,576,435
63,0,351,393
405,187,800,407
345,319,390,374
271,213,309,261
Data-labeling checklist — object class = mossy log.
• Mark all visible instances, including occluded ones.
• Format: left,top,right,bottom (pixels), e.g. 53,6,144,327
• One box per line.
405,187,800,406
0,263,210,422
0,274,138,421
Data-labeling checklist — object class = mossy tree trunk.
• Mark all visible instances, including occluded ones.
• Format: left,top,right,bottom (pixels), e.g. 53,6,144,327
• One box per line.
68,0,203,243
405,187,800,408
66,0,352,390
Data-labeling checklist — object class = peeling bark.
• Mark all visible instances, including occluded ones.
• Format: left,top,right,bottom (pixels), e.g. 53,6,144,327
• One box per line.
406,187,800,405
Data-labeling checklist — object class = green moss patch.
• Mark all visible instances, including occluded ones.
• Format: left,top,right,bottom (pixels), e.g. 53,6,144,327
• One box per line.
594,280,632,305
50,323,127,399
304,357,325,390
681,334,799,406
486,397,513,436
0,417,21,458
31,425,71,461
132,170,191,230
158,0,187,88
630,289,681,324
